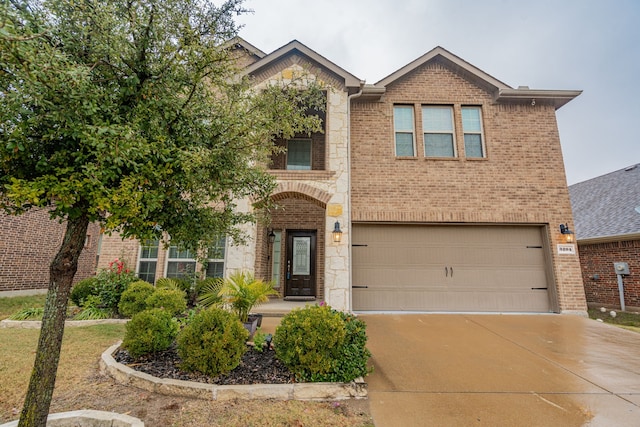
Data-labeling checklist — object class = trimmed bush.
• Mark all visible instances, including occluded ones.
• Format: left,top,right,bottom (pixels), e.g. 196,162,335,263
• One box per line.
274,304,371,382
70,277,99,307
118,281,155,318
145,288,187,316
122,308,179,358
176,307,248,377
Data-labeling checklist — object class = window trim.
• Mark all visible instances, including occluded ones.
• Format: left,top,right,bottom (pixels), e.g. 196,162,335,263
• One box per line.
205,235,226,279
422,105,457,158
165,246,197,279
461,106,486,158
393,105,416,157
137,239,159,284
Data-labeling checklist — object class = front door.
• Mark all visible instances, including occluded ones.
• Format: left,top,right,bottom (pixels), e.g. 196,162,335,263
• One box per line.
285,230,316,298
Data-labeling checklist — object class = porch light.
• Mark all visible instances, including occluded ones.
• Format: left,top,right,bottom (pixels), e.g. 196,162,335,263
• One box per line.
332,221,343,243
268,229,276,245
559,223,574,243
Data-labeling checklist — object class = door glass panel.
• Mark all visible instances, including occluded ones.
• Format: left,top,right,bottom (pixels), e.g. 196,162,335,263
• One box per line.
271,231,282,287
292,237,311,275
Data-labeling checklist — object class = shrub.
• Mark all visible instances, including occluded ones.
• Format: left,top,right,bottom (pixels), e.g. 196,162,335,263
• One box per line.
70,277,99,307
145,288,187,316
118,281,155,318
274,304,371,382
122,308,179,358
196,277,224,309
97,258,137,315
73,295,109,320
176,307,248,377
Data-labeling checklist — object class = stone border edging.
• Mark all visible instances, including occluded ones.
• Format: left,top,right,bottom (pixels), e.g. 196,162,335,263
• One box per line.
0,409,144,427
100,342,367,401
0,319,128,329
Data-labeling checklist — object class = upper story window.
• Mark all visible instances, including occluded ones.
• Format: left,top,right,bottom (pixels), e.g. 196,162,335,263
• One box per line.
393,105,415,156
422,106,456,158
138,239,159,284
286,139,312,170
461,106,485,158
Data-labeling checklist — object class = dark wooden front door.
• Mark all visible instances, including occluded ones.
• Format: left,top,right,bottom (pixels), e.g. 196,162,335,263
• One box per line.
285,230,316,297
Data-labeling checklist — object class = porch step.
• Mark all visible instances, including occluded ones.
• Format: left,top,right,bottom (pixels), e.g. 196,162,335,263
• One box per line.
283,296,316,302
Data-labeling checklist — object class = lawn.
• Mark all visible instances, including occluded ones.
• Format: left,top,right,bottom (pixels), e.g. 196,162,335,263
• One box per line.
0,295,373,426
588,306,640,333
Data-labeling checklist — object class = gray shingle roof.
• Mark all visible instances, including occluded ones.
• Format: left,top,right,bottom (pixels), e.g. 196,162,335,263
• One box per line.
569,164,640,240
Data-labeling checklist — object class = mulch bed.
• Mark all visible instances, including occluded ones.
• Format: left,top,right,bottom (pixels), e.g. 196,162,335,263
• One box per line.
114,344,295,385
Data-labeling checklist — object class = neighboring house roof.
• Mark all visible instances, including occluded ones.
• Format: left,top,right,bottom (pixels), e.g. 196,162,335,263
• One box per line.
241,39,364,90
569,164,640,243
225,36,266,59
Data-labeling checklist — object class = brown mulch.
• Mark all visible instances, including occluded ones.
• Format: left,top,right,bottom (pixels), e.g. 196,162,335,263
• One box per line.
114,344,296,385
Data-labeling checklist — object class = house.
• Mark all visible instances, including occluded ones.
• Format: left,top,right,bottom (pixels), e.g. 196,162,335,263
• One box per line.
98,39,587,314
569,164,640,310
0,208,100,294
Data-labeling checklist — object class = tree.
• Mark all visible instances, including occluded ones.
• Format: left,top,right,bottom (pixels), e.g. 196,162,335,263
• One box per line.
0,1,324,425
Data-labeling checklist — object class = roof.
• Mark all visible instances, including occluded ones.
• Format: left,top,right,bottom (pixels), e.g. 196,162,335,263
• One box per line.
569,164,640,242
241,39,364,90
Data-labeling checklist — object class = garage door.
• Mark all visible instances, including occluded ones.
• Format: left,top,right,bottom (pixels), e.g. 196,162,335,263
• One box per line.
352,224,551,312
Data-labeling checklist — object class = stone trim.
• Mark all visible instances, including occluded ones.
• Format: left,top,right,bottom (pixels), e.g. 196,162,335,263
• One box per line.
0,410,144,427
0,319,128,329
100,342,367,401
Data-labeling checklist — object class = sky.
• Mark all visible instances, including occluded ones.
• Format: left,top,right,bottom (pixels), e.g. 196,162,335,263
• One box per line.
235,0,640,185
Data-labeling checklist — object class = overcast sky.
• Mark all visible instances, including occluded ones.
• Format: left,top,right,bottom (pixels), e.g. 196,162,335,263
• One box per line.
236,0,639,185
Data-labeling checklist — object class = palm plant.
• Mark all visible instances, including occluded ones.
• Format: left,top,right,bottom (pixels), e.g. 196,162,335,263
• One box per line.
219,272,279,322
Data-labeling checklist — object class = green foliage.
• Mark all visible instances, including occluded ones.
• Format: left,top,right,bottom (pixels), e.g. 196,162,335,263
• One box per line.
145,288,187,316
197,277,224,309
122,309,179,359
96,259,137,315
73,295,109,320
176,307,248,376
219,272,279,322
8,307,44,321
156,277,181,291
70,278,99,307
251,329,271,353
118,281,156,318
274,305,372,382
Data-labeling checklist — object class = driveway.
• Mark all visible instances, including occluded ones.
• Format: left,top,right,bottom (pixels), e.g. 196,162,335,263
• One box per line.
360,314,640,427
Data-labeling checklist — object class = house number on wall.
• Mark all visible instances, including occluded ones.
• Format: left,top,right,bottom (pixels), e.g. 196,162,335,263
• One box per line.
557,244,576,255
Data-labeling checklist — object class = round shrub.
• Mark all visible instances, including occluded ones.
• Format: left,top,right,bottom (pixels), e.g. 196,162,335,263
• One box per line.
274,304,371,382
70,277,99,307
176,307,248,377
122,308,179,358
118,280,155,318
145,288,187,316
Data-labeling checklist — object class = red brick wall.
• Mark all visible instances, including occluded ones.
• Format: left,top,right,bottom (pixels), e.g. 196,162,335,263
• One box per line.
578,239,640,310
0,209,100,292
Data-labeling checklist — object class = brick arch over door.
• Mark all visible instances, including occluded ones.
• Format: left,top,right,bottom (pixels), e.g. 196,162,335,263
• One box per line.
271,182,331,208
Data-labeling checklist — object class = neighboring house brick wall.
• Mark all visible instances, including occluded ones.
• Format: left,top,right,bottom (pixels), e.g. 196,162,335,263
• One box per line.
578,240,640,310
350,60,585,313
0,209,99,292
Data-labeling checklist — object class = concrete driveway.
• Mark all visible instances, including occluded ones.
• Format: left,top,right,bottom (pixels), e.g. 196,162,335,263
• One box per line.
360,314,640,427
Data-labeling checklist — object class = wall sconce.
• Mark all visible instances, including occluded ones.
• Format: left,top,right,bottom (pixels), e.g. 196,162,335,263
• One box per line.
559,223,574,243
332,221,343,243
268,229,276,245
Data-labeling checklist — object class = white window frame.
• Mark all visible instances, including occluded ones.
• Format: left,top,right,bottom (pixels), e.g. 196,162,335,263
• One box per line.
205,235,226,278
165,246,197,279
422,105,457,158
461,106,486,158
393,105,416,156
137,239,159,284
286,138,312,170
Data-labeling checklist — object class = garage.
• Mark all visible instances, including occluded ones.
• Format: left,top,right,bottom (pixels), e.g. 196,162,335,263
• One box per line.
352,224,554,312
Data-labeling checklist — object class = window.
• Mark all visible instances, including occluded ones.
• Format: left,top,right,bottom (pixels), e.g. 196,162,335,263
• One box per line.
393,106,415,156
423,106,455,157
138,239,159,283
205,235,226,278
462,106,485,158
270,230,282,288
286,139,312,170
167,246,197,279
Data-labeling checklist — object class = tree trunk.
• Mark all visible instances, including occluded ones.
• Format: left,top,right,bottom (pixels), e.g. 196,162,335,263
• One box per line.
18,213,90,427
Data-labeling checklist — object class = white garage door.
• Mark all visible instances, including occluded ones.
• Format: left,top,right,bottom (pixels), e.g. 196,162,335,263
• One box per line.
352,224,552,312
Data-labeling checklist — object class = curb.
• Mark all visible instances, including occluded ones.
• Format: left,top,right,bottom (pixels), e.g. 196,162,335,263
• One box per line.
0,409,144,427
0,319,128,329
100,342,367,401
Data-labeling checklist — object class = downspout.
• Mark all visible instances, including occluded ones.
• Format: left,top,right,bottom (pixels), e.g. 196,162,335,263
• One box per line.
347,85,364,313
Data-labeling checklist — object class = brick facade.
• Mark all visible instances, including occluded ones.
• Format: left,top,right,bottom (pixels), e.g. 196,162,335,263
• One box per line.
0,209,99,292
578,239,640,310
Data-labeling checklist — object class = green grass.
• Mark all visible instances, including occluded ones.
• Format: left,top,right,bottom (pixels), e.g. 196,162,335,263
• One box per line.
0,294,47,320
588,307,640,331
